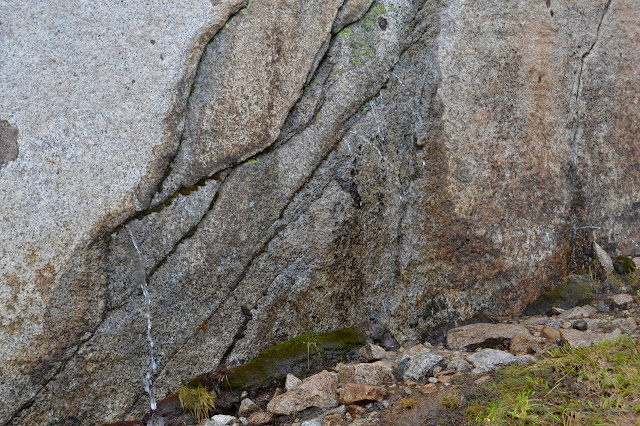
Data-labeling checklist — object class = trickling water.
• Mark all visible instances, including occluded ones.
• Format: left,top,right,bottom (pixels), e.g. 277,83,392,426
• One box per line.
126,225,160,417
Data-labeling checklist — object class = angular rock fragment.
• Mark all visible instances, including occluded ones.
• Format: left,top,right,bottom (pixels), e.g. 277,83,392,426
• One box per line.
358,343,386,363
337,361,395,386
247,411,273,426
267,370,339,415
238,398,261,416
204,415,240,426
610,293,634,310
339,383,386,404
509,333,545,355
572,320,588,331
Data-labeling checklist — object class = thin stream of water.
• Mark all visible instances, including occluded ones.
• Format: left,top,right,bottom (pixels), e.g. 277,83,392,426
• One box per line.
126,225,159,414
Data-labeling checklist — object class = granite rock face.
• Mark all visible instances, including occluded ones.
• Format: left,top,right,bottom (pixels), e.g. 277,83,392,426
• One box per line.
1,0,639,423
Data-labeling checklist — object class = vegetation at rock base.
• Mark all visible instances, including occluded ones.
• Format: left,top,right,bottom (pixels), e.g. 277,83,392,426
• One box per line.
177,384,215,423
525,274,597,315
397,397,418,411
466,335,640,424
223,328,366,389
186,328,366,392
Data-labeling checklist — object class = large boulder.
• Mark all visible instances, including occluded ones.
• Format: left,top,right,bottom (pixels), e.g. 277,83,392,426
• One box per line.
2,0,639,423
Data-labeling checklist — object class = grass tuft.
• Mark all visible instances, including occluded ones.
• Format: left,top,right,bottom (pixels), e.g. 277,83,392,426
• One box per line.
178,384,215,422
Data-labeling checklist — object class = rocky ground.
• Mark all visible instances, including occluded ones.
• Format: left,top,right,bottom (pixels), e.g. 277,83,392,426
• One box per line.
120,275,640,426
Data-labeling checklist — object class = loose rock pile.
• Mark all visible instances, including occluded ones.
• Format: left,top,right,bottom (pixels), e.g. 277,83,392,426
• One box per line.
195,289,640,426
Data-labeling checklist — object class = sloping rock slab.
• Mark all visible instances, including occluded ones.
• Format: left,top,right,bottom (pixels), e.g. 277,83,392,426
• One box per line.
447,323,529,351
560,329,620,348
466,349,535,375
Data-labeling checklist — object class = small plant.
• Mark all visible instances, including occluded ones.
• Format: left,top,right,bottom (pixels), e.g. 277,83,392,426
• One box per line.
629,267,640,288
178,384,215,422
441,392,461,410
305,337,319,369
607,273,624,290
510,389,538,421
397,397,418,411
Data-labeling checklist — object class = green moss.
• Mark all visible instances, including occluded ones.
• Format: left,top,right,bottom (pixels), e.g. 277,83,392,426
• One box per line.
243,157,259,165
525,274,597,315
241,0,255,14
224,328,366,390
363,4,387,30
189,83,195,96
315,111,322,120
613,256,636,275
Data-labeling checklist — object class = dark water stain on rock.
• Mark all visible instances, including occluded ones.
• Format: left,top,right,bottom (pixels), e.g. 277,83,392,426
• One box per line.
0,119,19,169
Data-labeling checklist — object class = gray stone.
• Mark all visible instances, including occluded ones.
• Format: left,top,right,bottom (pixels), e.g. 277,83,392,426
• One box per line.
610,293,634,309
0,0,247,423
572,320,588,331
238,398,261,416
594,242,614,275
204,415,240,426
396,344,443,381
556,305,597,321
154,0,345,201
446,357,473,374
466,349,534,375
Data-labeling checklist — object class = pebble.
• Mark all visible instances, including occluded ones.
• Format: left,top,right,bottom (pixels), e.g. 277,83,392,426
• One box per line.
572,320,588,331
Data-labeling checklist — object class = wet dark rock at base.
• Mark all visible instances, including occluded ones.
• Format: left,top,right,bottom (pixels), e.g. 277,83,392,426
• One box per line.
524,274,598,316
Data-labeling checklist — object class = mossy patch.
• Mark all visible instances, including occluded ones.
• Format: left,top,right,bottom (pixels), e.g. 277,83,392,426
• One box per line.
227,328,366,389
188,328,366,391
613,256,636,275
524,274,597,315
337,2,389,67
